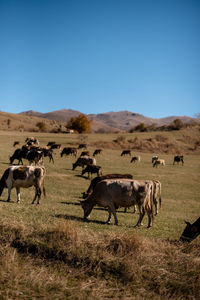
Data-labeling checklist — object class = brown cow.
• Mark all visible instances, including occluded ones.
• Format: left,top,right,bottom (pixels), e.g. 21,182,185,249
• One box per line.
81,179,154,228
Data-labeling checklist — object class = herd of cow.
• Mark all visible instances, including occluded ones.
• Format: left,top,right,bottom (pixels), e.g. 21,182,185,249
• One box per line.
0,137,199,243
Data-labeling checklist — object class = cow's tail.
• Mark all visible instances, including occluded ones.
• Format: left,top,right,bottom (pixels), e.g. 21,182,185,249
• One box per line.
0,168,9,196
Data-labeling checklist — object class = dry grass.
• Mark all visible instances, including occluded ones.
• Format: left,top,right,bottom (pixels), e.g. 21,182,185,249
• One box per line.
0,221,200,299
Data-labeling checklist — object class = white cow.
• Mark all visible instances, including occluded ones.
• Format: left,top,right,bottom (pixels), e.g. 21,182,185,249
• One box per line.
0,166,46,204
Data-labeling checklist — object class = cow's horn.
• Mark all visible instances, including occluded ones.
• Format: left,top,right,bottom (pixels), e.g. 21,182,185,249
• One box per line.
184,220,191,226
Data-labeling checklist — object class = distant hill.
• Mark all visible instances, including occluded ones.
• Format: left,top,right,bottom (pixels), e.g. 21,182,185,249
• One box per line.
19,109,196,132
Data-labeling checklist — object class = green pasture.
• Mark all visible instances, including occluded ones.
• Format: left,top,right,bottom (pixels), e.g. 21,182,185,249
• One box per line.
0,131,199,241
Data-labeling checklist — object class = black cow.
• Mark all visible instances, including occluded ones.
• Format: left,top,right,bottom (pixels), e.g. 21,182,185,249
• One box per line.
47,141,56,147
81,165,102,178
121,150,131,156
50,144,61,150
60,147,77,158
78,144,87,149
9,147,29,165
80,151,90,157
93,149,102,157
41,148,54,163
173,155,184,165
180,217,200,242
26,150,44,165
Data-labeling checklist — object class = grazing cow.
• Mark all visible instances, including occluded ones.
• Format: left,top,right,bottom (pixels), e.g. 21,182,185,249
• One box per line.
124,179,161,216
41,148,54,163
9,147,29,165
153,158,165,167
60,147,77,158
179,218,200,242
72,156,96,170
81,179,154,227
26,150,44,166
78,144,87,149
82,165,102,178
80,151,90,157
47,141,56,147
13,141,20,147
121,150,131,157
93,149,103,157
50,144,61,150
0,165,46,204
82,173,133,199
152,156,158,164
173,155,184,166
130,156,141,163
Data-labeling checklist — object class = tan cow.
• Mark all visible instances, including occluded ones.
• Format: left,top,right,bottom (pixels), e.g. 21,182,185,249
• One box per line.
153,158,165,167
81,179,154,228
0,166,46,204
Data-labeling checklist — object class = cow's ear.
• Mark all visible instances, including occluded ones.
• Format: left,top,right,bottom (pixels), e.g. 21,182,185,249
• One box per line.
184,220,191,226
191,226,198,233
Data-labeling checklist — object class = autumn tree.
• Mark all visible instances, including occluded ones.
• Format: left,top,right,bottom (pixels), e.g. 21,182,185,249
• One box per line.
67,114,92,133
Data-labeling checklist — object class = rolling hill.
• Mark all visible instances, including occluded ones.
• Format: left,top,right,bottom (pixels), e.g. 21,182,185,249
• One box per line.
19,109,196,132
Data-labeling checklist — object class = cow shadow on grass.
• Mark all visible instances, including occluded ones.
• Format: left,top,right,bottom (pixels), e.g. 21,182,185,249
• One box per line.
54,213,108,225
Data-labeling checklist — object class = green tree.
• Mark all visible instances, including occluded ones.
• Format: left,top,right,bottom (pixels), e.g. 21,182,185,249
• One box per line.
67,114,92,133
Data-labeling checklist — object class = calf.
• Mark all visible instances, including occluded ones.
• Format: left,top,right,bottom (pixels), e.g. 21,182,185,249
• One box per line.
61,147,77,158
0,165,46,204
173,155,184,166
121,150,131,156
82,165,102,178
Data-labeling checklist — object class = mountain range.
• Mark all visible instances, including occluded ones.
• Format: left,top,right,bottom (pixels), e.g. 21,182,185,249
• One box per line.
19,109,195,132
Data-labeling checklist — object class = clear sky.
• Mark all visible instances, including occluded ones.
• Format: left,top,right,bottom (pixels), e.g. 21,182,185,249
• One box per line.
0,0,199,118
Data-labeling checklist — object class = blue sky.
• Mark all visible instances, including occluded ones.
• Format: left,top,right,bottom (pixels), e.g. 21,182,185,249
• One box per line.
0,0,199,118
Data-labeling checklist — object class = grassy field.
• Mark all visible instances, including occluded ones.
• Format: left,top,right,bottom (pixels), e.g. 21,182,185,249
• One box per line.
0,130,200,299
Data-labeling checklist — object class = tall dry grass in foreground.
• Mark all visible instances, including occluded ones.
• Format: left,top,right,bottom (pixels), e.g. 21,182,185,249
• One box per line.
0,220,199,299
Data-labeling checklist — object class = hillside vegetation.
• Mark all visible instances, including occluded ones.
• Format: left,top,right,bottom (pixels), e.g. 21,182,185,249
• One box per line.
0,130,199,299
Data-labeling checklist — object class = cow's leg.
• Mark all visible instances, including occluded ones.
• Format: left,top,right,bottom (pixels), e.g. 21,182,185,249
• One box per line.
106,204,118,225
7,186,12,202
106,209,112,224
32,186,38,204
16,187,20,203
147,208,153,228
36,187,42,204
135,207,145,227
154,199,158,215
133,205,137,213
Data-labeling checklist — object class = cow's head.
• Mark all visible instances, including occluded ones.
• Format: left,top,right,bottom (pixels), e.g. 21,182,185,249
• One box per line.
80,200,93,220
179,221,199,242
